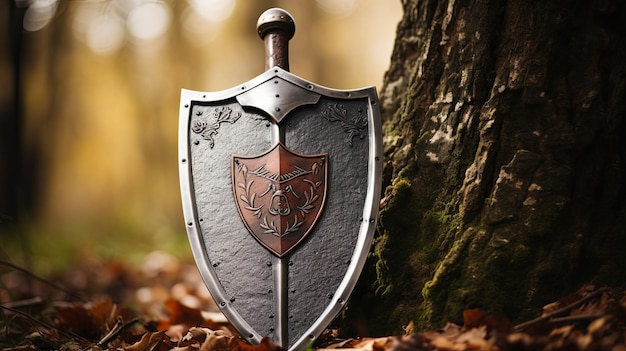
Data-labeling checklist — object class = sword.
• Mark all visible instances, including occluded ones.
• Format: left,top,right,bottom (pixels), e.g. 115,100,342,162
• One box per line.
257,8,295,347
179,7,382,351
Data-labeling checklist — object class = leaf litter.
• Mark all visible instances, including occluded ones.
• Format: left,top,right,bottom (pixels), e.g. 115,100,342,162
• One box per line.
1,254,626,351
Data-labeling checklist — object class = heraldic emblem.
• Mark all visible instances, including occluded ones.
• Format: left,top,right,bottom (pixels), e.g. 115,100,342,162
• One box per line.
233,143,328,257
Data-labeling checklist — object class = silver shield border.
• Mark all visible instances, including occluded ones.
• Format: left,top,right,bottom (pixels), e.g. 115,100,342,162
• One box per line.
178,67,382,351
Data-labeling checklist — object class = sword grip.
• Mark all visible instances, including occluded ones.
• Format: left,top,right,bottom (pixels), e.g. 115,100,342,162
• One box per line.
257,8,295,71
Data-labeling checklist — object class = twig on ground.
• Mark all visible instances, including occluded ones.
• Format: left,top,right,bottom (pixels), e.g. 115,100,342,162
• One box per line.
0,259,86,302
513,287,610,331
97,317,140,348
0,303,86,341
0,297,44,309
548,313,609,325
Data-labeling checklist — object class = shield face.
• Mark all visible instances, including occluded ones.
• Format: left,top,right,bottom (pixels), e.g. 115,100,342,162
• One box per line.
179,67,382,351
233,143,328,257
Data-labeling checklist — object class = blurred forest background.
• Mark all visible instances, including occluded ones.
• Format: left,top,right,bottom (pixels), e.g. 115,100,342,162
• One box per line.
1,0,401,275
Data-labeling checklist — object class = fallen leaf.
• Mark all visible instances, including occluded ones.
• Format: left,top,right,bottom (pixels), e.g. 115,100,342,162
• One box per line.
124,331,166,351
463,309,485,329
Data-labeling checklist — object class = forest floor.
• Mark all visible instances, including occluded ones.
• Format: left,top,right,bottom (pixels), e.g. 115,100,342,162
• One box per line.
1,252,625,351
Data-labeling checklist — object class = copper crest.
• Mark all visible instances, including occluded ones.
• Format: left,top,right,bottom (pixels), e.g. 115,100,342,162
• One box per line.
233,143,328,257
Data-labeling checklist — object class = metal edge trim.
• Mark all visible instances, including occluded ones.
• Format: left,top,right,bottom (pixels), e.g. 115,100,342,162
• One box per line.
178,89,263,345
290,88,383,351
181,67,375,104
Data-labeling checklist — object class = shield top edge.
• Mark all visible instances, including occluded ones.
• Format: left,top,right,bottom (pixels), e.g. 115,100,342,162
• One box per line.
180,67,378,103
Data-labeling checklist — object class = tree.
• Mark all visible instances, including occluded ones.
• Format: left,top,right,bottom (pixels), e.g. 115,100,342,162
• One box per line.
0,0,24,223
345,0,626,336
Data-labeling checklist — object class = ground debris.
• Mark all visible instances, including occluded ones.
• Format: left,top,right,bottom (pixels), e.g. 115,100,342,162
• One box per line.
315,285,626,351
2,257,626,351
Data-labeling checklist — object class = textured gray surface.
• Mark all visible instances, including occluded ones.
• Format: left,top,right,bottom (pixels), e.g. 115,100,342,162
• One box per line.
284,97,369,342
189,100,276,337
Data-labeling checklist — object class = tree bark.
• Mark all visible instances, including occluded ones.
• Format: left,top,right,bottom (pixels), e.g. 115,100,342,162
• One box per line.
344,0,626,335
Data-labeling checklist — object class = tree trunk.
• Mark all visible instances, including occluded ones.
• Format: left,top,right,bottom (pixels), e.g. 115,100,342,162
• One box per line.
0,1,24,223
344,0,626,335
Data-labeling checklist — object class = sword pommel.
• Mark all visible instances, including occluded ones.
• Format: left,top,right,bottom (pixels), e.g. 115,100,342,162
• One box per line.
257,8,295,71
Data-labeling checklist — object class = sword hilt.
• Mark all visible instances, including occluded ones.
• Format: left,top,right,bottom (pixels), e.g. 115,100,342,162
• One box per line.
257,8,295,72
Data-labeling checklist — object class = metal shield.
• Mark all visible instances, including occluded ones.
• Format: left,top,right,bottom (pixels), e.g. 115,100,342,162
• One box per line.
178,67,382,350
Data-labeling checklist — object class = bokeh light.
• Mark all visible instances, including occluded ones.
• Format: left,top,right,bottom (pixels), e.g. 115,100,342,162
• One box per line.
126,1,172,42
86,14,126,55
188,0,236,23
316,0,356,16
23,0,58,31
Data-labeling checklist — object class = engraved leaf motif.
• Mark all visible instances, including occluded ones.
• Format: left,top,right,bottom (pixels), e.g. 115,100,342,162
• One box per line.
259,215,303,237
298,179,321,216
237,166,262,217
191,106,241,148
324,104,367,146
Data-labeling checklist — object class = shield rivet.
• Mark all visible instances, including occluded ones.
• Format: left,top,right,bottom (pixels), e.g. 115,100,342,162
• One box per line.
269,327,274,332
230,297,236,303
269,314,274,319
326,293,333,299
291,289,296,293
212,262,219,267
266,261,272,266
220,302,226,307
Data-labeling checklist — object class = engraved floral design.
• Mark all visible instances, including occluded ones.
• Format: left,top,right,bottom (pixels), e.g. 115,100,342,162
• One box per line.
260,214,303,237
297,162,323,216
234,158,324,238
192,106,241,148
323,103,367,146
235,162,263,219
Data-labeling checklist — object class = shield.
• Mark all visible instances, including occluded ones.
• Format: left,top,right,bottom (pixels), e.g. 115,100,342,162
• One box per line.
178,8,382,351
